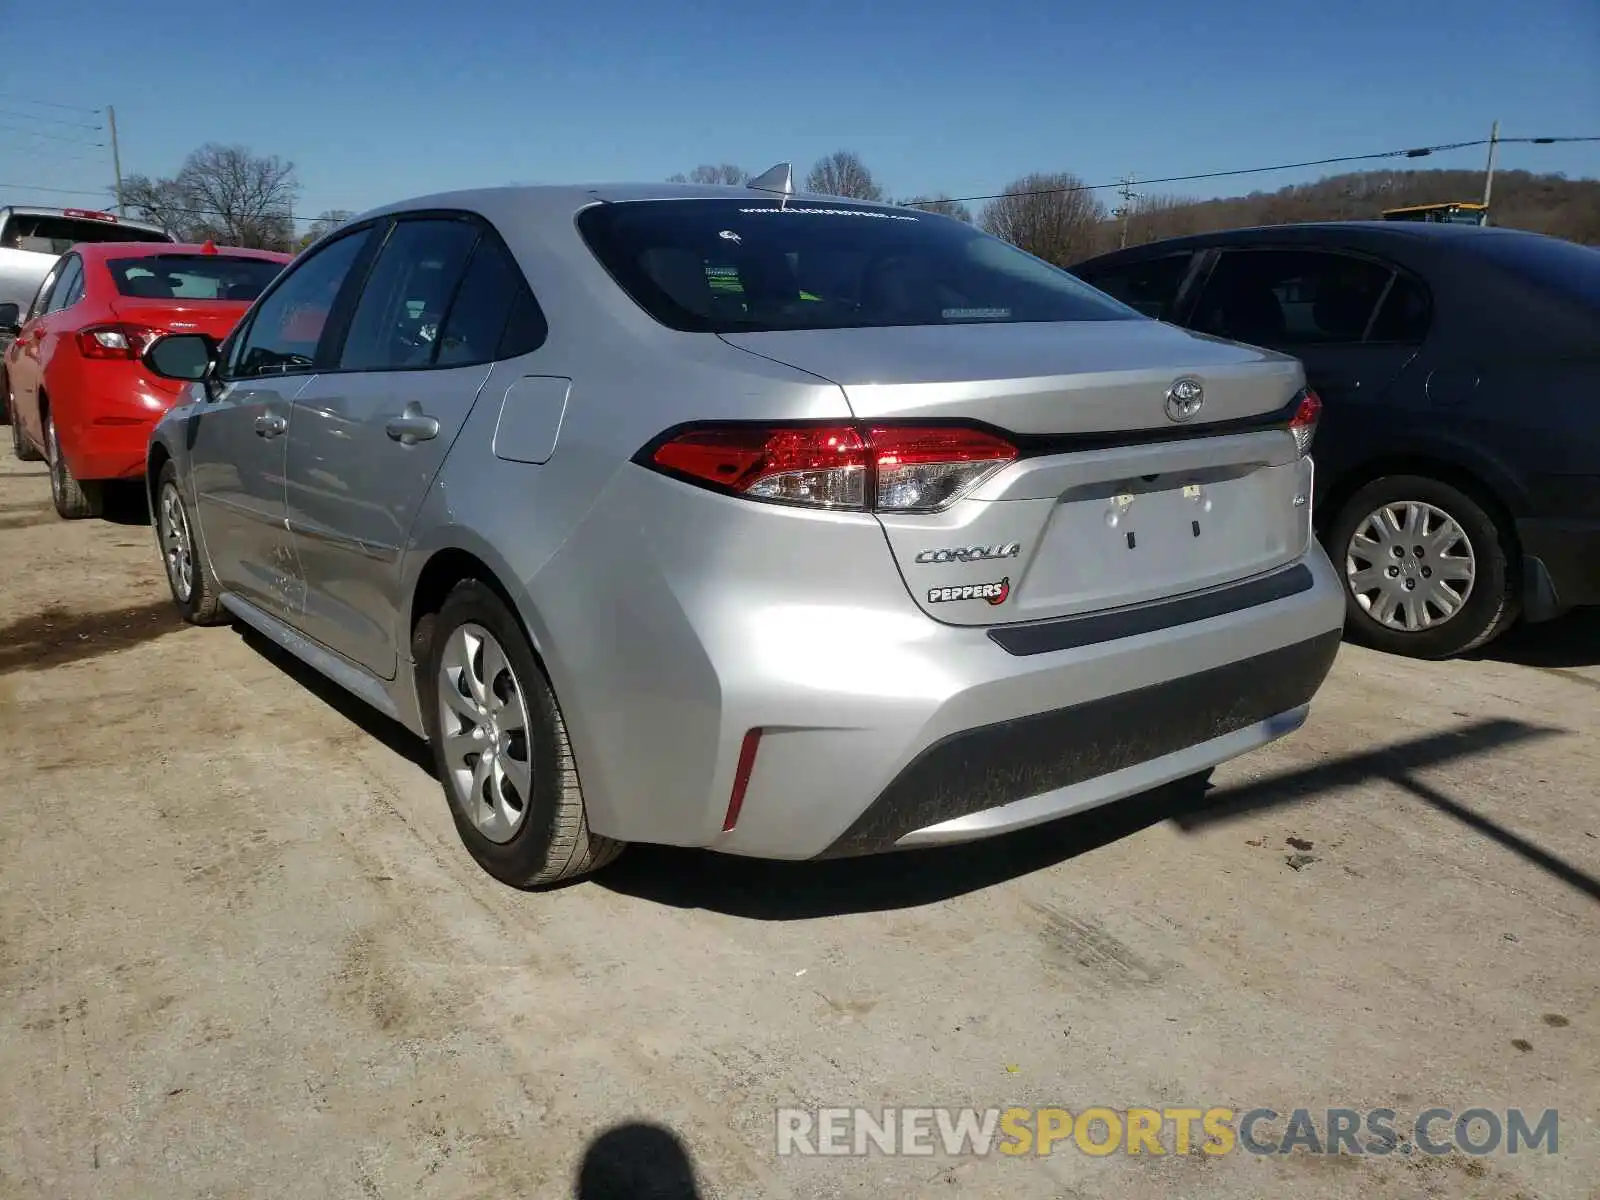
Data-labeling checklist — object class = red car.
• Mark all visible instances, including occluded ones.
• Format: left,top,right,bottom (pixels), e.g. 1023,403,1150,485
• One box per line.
2,241,291,518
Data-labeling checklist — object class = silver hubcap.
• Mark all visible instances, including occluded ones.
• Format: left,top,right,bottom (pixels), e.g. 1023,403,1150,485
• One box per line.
437,623,533,843
1345,500,1476,632
158,482,194,602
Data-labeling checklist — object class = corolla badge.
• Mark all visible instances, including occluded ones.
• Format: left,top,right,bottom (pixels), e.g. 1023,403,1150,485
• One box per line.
914,542,1021,564
1164,376,1205,422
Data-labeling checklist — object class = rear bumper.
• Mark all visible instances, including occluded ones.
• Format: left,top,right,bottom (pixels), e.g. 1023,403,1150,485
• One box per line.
1518,516,1600,615
820,631,1337,856
711,548,1346,860
68,417,159,481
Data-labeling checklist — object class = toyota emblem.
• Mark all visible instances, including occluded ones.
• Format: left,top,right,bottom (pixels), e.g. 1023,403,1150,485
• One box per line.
1165,377,1205,422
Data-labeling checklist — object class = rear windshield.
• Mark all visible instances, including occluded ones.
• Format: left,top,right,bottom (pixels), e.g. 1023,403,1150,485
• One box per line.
1463,231,1600,309
576,199,1139,332
2,214,171,255
107,255,285,302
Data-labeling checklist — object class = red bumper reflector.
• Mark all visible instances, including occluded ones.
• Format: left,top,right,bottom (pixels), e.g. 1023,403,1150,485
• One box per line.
722,729,763,832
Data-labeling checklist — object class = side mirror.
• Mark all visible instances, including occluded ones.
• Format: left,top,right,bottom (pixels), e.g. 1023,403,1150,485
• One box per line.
0,302,20,336
142,332,218,382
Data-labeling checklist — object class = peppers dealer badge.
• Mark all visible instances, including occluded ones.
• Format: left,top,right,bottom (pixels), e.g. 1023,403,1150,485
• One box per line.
928,577,1010,606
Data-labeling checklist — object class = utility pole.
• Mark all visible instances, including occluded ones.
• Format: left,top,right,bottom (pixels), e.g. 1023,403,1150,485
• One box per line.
1480,119,1499,221
1116,174,1140,249
107,105,125,214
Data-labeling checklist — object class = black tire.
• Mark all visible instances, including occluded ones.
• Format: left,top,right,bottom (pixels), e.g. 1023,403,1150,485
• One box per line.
9,387,41,462
420,580,622,888
154,460,226,625
1326,474,1518,660
43,405,102,519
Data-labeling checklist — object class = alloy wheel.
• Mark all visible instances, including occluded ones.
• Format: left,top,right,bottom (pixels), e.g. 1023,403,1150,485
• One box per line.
158,481,195,602
436,622,534,844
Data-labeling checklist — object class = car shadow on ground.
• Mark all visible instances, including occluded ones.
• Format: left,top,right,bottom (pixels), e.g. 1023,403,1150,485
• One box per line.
0,598,186,676
230,620,1593,916
235,625,436,774
598,716,1596,917
575,1122,703,1199
1466,608,1600,670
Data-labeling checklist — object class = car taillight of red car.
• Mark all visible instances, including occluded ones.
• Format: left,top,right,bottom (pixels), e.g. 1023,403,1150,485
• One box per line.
75,323,161,361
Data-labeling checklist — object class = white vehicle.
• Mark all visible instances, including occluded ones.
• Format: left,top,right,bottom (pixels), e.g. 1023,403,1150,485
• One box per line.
0,206,173,407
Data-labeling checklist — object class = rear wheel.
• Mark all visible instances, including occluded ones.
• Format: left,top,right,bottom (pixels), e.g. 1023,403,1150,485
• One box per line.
1327,474,1517,659
43,406,102,519
421,580,623,887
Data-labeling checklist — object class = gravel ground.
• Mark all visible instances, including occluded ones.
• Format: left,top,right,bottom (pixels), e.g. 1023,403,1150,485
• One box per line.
1,452,1596,1200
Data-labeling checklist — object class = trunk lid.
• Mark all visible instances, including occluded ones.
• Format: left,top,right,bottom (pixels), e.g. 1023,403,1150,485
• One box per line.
721,320,1316,627
109,298,251,342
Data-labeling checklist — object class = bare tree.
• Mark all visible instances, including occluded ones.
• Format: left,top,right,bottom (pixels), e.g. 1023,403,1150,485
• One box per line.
980,173,1106,266
120,175,197,240
900,194,973,223
296,209,356,251
805,151,884,201
177,144,299,250
118,144,300,251
666,164,748,186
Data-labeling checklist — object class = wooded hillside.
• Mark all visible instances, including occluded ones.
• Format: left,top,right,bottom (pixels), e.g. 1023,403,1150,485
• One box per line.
1112,169,1600,252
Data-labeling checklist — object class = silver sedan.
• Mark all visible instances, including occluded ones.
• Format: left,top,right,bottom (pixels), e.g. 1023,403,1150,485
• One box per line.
140,169,1346,887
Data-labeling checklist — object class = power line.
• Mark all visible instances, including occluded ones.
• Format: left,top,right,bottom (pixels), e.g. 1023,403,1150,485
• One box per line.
0,121,106,148
0,107,103,131
915,135,1600,208
0,91,102,116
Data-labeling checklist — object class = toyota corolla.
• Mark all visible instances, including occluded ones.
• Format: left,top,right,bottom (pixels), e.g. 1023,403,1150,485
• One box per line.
138,168,1346,888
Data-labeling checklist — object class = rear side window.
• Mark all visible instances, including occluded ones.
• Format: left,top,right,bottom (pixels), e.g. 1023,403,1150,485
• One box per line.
1074,253,1194,319
1,214,169,254
577,199,1138,333
107,255,284,301
338,218,479,371
435,239,547,365
45,257,84,313
1463,231,1600,309
1190,249,1399,346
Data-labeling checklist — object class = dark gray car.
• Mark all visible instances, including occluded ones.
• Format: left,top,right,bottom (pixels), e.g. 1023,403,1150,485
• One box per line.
1073,222,1600,659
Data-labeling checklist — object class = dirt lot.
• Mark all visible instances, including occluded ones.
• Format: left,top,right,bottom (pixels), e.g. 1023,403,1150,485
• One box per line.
1,452,1597,1200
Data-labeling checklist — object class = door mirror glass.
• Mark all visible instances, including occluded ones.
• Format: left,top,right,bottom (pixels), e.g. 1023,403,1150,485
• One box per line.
0,302,19,334
143,332,218,381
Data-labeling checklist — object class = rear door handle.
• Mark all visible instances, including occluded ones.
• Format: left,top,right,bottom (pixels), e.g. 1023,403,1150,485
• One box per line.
254,413,288,438
385,405,440,446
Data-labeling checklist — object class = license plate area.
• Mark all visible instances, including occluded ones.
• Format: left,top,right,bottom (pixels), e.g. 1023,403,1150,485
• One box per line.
1016,463,1303,617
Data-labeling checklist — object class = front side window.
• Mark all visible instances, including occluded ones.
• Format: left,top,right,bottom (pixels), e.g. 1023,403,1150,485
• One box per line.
1074,253,1194,319
1189,249,1393,347
338,218,480,371
577,199,1139,333
229,229,373,379
107,255,285,302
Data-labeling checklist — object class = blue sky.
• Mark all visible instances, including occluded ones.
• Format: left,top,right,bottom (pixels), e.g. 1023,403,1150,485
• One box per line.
1,0,1595,230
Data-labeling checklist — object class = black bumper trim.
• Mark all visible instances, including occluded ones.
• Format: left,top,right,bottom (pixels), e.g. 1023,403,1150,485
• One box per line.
1516,517,1600,611
816,629,1342,859
988,563,1314,656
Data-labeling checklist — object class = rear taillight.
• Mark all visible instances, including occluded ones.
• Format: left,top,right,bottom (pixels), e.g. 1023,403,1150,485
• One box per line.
642,422,1018,513
76,323,159,361
1288,387,1321,457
